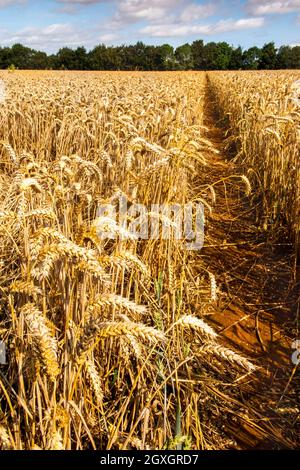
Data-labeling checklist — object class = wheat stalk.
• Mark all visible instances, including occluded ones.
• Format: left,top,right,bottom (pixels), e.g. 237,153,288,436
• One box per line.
77,319,164,363
176,314,217,339
22,303,60,381
201,341,256,372
84,359,104,406
0,425,13,450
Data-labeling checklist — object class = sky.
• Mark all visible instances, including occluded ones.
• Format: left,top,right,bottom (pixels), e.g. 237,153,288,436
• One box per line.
0,0,299,53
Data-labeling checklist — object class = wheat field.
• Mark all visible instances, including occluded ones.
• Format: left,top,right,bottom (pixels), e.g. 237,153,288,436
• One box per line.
0,70,299,450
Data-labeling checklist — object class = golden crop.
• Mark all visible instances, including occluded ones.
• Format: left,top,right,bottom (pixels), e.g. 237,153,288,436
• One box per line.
0,70,298,450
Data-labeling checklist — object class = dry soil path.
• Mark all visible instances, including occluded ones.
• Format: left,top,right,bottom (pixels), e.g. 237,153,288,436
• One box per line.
196,75,300,449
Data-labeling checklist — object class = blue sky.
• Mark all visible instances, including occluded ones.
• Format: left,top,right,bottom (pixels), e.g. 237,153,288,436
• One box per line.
0,0,299,52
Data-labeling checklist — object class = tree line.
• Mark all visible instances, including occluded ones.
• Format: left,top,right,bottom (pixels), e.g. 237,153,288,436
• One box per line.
1,40,299,71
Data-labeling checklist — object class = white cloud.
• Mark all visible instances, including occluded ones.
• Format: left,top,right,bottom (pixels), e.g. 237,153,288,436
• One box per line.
56,0,184,24
95,0,182,35
140,17,265,37
0,0,25,6
180,3,216,22
0,21,121,50
216,17,265,31
116,0,181,22
98,33,119,42
246,0,300,15
56,0,217,34
119,6,166,21
56,0,183,26
57,0,107,4
100,0,218,38
0,23,93,49
55,0,115,13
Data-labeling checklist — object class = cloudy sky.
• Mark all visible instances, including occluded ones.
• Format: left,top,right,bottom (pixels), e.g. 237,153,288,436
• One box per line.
0,0,299,52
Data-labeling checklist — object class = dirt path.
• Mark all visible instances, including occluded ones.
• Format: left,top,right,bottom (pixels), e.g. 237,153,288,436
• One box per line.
196,76,300,449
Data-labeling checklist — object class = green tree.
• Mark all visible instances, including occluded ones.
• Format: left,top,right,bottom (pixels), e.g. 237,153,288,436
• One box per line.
259,42,277,69
9,44,34,69
88,44,106,70
175,43,193,70
276,46,292,68
214,42,232,69
229,46,243,70
201,42,219,70
105,46,123,70
145,45,163,70
56,47,77,70
89,45,122,70
242,46,261,69
191,40,204,69
74,47,88,70
0,47,12,69
158,44,175,70
31,51,49,69
0,40,298,71
126,42,151,70
290,46,300,68
47,54,58,70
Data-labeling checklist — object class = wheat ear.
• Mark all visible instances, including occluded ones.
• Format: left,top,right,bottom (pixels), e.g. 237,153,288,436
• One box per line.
22,303,60,381
201,341,256,372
